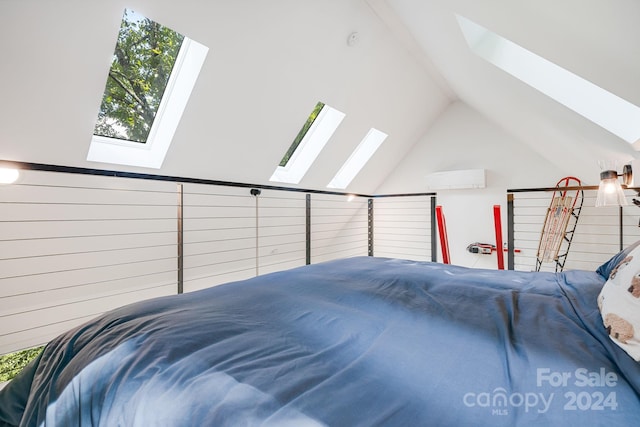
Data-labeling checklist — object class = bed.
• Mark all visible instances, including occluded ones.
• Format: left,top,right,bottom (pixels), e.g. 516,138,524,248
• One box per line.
1,252,640,426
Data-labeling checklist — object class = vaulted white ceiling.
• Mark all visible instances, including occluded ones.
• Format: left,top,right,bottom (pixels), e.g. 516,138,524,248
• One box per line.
0,0,638,193
381,0,640,184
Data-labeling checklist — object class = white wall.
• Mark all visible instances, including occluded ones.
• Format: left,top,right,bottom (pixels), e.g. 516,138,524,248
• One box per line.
0,168,405,354
0,170,179,354
377,101,568,268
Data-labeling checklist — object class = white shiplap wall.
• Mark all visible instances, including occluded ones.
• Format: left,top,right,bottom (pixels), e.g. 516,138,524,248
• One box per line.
181,184,257,292
373,196,433,262
310,194,369,263
511,189,640,272
0,168,436,355
256,190,307,275
181,185,309,292
0,170,178,354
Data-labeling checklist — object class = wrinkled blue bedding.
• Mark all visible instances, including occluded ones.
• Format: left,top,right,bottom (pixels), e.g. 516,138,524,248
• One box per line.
1,257,639,426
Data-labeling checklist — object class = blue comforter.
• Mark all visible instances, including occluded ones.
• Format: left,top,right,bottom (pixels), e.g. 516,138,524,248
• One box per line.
1,257,639,426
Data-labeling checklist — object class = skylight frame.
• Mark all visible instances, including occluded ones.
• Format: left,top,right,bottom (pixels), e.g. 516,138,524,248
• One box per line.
456,15,640,146
87,14,208,169
279,101,325,167
270,103,345,185
327,128,387,190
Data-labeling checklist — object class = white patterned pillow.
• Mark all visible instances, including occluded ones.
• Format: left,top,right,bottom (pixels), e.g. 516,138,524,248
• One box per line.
598,245,640,361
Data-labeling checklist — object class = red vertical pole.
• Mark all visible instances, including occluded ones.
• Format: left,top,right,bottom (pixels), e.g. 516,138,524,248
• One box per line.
435,205,450,264
494,205,504,270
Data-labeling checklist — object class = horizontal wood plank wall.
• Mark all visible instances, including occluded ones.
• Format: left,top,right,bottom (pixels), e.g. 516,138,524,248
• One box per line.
0,163,435,354
0,170,178,354
310,194,369,263
511,189,640,272
372,196,433,261
256,190,307,275
181,184,257,292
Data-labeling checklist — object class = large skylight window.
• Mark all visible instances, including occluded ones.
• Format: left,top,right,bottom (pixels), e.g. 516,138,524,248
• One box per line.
270,102,345,184
457,15,640,145
327,128,387,189
87,9,208,168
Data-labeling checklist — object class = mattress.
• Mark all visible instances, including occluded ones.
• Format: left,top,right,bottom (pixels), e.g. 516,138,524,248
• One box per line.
1,256,639,426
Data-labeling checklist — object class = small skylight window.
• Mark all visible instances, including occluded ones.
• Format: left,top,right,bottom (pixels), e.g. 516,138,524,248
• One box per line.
327,128,387,189
270,102,345,184
87,9,208,168
457,15,640,145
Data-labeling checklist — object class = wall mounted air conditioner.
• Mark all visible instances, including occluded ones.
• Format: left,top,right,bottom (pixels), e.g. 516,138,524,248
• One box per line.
425,169,486,190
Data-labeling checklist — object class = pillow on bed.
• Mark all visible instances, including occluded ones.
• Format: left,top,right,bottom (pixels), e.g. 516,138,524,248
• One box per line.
596,240,640,280
598,244,640,361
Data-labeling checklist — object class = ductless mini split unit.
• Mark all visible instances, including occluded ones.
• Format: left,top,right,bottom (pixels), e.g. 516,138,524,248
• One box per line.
425,169,486,190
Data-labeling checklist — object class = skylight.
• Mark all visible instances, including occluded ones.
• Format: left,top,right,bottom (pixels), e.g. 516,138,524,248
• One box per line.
87,9,208,168
327,128,387,189
457,15,640,145
270,102,345,184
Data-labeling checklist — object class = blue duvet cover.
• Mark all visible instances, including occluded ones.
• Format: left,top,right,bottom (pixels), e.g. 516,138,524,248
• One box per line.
1,257,639,426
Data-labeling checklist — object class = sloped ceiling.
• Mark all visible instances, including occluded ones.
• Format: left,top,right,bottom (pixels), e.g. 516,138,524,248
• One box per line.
0,0,638,193
381,0,640,184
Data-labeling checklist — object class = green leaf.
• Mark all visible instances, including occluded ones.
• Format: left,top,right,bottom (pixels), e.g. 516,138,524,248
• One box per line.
0,346,44,382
